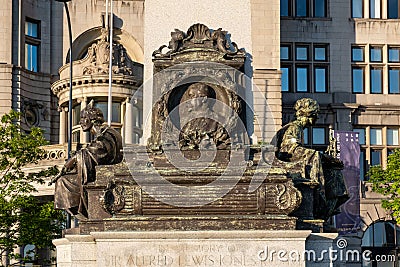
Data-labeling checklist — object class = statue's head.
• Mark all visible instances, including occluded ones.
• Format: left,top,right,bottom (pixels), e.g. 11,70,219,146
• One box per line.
294,98,320,126
186,83,211,111
80,100,105,131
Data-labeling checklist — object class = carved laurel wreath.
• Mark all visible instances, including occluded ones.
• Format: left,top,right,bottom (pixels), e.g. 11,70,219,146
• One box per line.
99,181,125,215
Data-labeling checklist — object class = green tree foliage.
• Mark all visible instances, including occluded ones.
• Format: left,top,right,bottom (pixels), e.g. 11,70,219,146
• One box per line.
0,110,64,266
369,148,400,224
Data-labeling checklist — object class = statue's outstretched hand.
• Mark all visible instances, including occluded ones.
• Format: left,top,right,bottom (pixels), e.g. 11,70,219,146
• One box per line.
48,166,67,186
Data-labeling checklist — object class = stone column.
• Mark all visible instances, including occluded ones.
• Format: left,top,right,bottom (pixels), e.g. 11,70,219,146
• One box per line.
124,97,134,145
59,107,66,144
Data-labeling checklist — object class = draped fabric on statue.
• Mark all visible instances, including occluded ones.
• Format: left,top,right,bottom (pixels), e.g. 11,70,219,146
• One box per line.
55,126,123,218
275,120,326,205
275,120,348,219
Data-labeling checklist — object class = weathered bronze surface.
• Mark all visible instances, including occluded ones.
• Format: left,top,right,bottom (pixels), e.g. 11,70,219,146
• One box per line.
75,146,301,234
58,24,350,235
53,100,123,219
275,98,349,220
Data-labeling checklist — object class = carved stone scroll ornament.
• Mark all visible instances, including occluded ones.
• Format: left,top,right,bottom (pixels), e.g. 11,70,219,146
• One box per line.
273,182,302,215
152,23,244,58
99,181,125,215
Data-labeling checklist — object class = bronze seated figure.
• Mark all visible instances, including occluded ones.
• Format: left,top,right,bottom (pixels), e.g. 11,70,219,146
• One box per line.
52,100,123,219
274,98,349,220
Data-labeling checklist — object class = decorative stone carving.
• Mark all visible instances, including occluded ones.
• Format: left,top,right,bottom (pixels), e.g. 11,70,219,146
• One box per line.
100,181,125,215
21,99,44,127
152,23,245,59
273,182,302,215
148,81,242,152
82,28,134,76
178,83,231,150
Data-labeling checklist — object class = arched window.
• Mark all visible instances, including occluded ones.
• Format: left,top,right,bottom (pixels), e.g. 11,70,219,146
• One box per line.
361,220,400,266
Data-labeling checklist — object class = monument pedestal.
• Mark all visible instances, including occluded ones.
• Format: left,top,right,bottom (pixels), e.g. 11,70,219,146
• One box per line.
54,230,339,267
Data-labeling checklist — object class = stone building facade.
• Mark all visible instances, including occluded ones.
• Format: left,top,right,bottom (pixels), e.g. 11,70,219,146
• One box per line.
1,0,399,263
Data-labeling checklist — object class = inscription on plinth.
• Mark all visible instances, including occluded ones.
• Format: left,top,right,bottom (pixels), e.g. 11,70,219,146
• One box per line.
91,231,311,267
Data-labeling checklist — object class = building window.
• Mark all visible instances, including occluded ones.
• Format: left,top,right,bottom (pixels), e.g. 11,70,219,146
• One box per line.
360,149,366,180
312,127,326,145
371,149,382,165
387,128,399,145
281,66,291,92
314,66,327,92
281,0,327,17
352,67,364,93
388,0,400,18
303,127,309,145
354,128,366,145
281,45,291,60
351,0,400,19
370,128,383,145
352,0,364,17
370,0,381,18
352,44,400,94
389,68,400,94
296,66,309,92
302,126,327,148
25,19,40,72
296,45,309,60
388,46,400,62
370,67,383,93
281,0,291,16
281,43,329,93
25,44,38,72
354,126,400,179
73,104,81,126
370,46,382,62
95,102,122,123
352,46,365,62
296,0,309,17
314,0,326,17
314,45,327,61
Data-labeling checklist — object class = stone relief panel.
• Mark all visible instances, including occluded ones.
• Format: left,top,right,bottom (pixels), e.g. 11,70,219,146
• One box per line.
82,28,136,76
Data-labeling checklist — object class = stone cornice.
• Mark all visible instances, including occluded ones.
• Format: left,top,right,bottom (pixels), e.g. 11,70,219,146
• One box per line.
51,74,141,97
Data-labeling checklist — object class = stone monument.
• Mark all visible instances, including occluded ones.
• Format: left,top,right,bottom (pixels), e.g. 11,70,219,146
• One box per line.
53,24,348,267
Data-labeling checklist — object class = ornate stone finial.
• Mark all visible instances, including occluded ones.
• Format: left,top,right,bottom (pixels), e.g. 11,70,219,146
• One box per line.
152,23,244,58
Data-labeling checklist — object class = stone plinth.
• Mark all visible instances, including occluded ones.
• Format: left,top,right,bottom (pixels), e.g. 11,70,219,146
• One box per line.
52,235,97,267
54,230,315,267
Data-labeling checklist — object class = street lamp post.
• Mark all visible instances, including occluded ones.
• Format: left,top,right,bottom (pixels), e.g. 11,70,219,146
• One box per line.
55,0,73,229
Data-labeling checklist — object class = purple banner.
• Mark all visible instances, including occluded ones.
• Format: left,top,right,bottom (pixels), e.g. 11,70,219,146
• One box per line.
334,131,361,234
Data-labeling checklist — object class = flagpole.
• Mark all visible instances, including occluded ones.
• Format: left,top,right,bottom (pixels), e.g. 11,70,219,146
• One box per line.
107,0,113,126
105,0,109,30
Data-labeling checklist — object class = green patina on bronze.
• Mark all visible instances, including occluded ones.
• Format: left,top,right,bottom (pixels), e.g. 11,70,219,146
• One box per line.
275,98,349,220
54,24,350,235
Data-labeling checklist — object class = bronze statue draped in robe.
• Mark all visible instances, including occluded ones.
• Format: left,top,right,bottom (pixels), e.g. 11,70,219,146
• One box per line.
53,100,123,219
275,98,349,219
